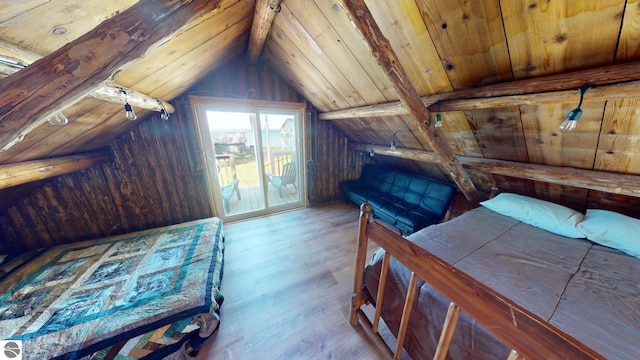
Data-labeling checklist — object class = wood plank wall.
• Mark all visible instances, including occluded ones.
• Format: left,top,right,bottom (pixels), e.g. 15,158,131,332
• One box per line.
0,60,356,255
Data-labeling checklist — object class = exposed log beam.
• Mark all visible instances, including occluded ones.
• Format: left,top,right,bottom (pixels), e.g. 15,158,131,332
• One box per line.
0,40,175,114
341,0,480,203
0,150,111,189
320,60,640,120
247,0,282,65
350,143,640,198
428,79,640,112
91,81,175,113
0,0,221,152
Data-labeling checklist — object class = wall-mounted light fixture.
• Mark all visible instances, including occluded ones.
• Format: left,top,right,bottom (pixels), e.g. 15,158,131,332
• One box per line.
434,100,443,128
120,88,137,121
559,85,591,132
157,99,170,120
47,111,68,126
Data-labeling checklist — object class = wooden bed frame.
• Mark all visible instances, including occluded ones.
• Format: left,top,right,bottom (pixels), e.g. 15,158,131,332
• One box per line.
350,203,604,360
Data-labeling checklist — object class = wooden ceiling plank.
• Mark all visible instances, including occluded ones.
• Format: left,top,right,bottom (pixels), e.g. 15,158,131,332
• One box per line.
311,1,397,102
247,0,282,65
340,0,480,203
594,98,640,174
0,0,223,152
132,16,252,98
265,28,352,111
364,0,452,95
0,150,111,189
350,143,640,199
280,1,391,105
414,0,513,89
500,0,623,79
271,5,368,108
115,0,248,89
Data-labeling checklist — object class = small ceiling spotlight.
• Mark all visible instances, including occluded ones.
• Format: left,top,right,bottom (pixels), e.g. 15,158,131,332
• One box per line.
390,139,396,150
559,85,591,132
434,100,443,128
47,111,68,126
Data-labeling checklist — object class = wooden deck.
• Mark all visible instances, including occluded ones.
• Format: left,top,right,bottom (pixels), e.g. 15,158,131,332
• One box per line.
225,183,299,215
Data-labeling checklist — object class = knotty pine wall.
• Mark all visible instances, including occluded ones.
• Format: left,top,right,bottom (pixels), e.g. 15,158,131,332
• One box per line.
0,61,357,255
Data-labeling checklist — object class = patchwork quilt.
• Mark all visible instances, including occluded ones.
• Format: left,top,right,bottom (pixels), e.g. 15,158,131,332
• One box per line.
0,217,224,360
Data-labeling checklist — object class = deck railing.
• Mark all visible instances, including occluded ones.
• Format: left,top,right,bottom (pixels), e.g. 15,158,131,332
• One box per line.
264,151,294,175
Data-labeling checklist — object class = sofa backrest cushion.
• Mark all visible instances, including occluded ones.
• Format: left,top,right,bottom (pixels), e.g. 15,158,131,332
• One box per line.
359,164,455,216
418,181,456,217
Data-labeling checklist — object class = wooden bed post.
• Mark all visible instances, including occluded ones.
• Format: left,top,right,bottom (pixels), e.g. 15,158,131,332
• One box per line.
350,202,372,326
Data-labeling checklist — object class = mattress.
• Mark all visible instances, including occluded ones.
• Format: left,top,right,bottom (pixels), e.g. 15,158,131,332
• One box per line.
363,207,640,359
0,217,224,360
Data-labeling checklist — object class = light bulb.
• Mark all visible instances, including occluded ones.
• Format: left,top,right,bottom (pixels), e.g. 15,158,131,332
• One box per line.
559,108,582,132
160,108,170,121
47,111,68,126
434,113,443,128
559,119,577,132
124,103,137,121
390,140,396,150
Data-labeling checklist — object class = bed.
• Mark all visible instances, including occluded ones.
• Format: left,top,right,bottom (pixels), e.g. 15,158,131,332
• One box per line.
0,217,224,360
350,198,640,360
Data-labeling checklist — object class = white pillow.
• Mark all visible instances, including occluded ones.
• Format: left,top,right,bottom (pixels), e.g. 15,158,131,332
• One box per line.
480,193,584,238
577,209,640,258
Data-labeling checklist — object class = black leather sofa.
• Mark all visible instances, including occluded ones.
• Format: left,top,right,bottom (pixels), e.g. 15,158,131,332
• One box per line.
340,164,456,234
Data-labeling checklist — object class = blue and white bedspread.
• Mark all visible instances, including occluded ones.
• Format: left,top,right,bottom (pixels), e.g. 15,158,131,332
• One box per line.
0,217,224,360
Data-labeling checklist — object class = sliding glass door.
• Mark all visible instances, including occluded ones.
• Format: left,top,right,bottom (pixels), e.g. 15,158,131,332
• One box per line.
192,97,305,221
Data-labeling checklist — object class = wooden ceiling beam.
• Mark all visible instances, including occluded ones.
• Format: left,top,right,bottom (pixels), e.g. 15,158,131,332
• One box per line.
0,41,175,114
247,0,282,65
0,150,111,189
320,60,640,120
0,0,221,152
351,143,640,199
340,0,480,203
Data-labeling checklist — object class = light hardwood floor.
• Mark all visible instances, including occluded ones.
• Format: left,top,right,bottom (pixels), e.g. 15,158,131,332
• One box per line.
196,202,399,359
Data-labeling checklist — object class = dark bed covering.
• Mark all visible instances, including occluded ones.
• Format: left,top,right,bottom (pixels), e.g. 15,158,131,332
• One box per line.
0,217,224,360
363,206,640,360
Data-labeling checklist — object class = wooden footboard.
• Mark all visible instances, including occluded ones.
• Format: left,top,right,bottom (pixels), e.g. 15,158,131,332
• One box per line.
350,203,603,360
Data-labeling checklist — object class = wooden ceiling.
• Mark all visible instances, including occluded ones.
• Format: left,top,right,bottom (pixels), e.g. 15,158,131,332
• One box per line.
2,0,640,207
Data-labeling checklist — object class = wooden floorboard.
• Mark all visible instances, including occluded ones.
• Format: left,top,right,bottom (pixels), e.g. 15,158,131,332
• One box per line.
196,202,402,359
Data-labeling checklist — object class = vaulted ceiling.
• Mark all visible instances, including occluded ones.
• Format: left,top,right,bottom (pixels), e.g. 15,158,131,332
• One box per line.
2,0,640,208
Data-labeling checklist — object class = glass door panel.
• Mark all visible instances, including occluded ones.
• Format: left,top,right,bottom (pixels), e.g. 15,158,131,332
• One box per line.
260,112,301,208
192,97,305,222
207,111,265,217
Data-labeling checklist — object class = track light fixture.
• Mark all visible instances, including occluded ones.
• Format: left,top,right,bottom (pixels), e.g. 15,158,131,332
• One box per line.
559,85,591,132
390,139,396,150
434,100,443,128
120,88,137,121
157,99,170,120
